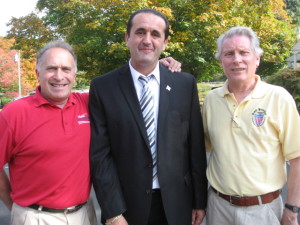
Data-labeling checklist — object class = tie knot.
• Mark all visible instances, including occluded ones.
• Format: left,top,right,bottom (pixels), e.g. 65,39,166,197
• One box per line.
139,75,152,85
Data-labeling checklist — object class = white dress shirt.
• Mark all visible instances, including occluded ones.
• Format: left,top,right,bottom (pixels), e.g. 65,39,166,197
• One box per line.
129,60,160,189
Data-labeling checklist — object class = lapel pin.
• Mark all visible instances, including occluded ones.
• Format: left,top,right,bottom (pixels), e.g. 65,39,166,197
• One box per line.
166,85,171,91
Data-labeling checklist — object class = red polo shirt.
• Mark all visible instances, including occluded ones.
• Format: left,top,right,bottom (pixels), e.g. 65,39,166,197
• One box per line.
0,87,91,208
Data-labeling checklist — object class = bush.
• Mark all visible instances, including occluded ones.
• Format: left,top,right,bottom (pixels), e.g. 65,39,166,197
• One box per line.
265,68,300,109
0,96,13,108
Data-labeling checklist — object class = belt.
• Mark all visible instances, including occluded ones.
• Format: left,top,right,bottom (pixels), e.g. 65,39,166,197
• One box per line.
211,187,281,207
27,202,86,214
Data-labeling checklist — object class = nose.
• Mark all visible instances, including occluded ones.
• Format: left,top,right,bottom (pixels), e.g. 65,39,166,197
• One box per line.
53,68,64,80
143,33,151,44
233,53,242,63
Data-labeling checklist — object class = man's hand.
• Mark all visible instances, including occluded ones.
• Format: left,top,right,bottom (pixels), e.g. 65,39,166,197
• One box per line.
192,209,205,225
106,214,128,225
283,157,300,225
160,57,182,72
281,208,299,225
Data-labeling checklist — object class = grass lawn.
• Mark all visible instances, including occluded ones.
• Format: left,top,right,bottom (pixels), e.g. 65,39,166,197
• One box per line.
197,82,223,105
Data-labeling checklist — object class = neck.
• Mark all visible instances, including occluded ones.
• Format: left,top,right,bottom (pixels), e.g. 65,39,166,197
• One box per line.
228,77,257,103
131,60,158,76
55,102,67,109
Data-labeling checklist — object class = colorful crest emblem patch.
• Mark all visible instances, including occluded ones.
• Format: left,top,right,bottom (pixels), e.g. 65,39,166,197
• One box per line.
252,108,266,127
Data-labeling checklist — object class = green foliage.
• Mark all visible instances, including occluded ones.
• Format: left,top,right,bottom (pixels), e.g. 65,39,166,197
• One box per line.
284,0,300,26
6,13,57,59
5,0,299,84
0,96,13,108
265,68,300,108
74,71,90,89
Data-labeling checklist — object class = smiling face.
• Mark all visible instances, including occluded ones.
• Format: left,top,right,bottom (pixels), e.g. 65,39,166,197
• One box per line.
220,35,260,85
36,47,76,107
125,12,168,74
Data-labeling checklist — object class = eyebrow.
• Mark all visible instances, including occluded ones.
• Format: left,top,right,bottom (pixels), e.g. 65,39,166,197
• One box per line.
135,27,146,32
46,65,72,70
135,27,162,36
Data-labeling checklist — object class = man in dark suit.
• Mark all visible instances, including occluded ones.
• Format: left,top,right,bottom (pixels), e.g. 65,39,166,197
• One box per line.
89,8,207,225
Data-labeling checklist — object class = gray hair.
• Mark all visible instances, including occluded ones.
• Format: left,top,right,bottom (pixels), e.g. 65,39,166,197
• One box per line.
36,40,78,72
215,26,264,60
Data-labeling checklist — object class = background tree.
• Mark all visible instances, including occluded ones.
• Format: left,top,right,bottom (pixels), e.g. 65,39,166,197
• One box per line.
0,37,36,97
6,0,299,83
0,38,19,95
266,68,300,109
284,0,300,26
6,12,57,59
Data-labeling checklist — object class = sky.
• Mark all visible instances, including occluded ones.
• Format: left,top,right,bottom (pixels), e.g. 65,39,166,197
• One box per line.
0,0,39,37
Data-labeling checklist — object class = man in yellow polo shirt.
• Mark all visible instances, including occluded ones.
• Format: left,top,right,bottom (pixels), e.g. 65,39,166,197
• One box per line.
202,26,300,225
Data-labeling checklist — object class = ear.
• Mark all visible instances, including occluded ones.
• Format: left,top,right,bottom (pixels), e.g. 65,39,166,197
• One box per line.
162,39,168,51
35,69,40,81
256,56,260,68
125,33,129,47
219,60,224,69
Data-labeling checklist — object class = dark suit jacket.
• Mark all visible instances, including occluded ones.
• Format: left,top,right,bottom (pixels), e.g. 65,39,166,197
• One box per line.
89,63,207,225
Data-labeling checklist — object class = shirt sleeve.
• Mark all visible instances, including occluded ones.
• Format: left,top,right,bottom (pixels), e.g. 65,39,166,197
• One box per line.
278,89,300,160
0,109,14,168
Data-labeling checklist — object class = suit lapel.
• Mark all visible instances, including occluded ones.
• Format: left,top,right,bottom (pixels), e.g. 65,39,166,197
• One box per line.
157,64,172,137
118,64,150,148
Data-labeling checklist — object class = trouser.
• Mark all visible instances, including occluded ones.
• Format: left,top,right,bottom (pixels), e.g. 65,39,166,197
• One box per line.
10,200,98,225
148,189,168,225
206,187,283,225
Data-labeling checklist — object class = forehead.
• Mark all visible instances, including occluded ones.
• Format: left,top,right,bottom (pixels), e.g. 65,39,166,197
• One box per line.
40,48,75,65
222,35,252,51
131,12,166,31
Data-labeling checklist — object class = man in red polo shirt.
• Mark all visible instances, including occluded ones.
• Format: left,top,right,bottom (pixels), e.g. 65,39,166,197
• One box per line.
0,40,97,225
0,40,181,225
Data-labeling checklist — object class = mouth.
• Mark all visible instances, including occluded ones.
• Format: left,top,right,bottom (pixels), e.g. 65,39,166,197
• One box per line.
50,83,68,87
231,68,245,72
139,47,153,53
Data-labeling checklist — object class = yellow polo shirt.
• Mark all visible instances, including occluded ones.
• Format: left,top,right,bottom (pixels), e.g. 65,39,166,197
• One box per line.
203,75,300,196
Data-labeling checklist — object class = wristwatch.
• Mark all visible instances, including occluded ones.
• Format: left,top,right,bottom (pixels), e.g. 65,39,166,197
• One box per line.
285,203,300,213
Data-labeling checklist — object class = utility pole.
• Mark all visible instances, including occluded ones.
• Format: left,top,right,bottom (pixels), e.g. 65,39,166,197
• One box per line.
14,50,22,97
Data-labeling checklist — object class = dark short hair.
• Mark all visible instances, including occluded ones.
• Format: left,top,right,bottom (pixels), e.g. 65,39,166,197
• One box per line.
126,8,169,40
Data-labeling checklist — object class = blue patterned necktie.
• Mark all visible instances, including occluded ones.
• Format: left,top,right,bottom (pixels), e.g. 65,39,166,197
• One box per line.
138,75,157,181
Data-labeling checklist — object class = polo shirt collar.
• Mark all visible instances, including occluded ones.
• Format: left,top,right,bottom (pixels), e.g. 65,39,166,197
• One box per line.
219,75,266,99
33,86,77,108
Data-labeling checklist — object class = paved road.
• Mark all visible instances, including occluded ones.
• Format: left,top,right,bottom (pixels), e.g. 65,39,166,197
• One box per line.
1,163,299,225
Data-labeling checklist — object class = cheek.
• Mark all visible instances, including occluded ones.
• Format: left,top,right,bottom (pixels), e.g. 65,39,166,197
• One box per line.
68,75,76,83
38,75,45,83
126,39,137,49
220,61,226,69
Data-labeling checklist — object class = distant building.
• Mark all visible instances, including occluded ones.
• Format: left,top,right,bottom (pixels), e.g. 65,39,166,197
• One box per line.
286,40,300,69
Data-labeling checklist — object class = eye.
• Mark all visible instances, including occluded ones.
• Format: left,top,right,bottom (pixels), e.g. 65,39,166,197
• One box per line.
241,51,250,55
135,29,145,36
47,66,57,72
224,52,233,56
152,31,161,38
62,67,72,73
